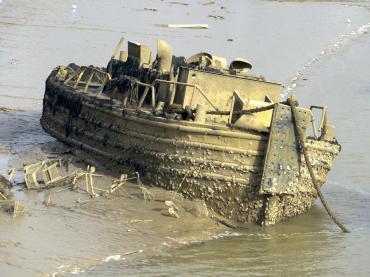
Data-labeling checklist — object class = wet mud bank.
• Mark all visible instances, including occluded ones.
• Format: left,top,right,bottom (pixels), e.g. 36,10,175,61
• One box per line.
0,141,232,276
1,0,370,276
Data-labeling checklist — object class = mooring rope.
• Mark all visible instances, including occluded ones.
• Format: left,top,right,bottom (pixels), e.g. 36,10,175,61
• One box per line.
288,97,350,233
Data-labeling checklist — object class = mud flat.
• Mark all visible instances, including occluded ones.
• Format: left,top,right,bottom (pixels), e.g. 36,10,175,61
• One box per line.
1,0,370,276
0,141,233,276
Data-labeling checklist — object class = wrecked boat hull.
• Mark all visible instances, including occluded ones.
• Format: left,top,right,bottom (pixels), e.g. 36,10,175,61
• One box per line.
41,78,340,225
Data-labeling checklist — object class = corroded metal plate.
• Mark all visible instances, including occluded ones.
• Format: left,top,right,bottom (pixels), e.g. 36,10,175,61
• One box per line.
260,104,310,195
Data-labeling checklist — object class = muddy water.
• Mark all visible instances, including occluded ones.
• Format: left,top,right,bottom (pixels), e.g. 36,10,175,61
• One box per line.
1,0,370,276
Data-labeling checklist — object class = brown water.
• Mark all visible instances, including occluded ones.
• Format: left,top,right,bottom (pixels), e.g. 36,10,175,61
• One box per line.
1,0,370,276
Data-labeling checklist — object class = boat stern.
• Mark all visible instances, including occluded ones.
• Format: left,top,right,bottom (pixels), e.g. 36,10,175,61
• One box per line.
259,102,341,225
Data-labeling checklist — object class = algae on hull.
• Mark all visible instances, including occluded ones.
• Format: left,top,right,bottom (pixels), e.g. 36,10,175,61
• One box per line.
41,38,340,225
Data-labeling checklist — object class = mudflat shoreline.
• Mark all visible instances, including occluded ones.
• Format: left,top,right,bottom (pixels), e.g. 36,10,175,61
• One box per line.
1,0,370,276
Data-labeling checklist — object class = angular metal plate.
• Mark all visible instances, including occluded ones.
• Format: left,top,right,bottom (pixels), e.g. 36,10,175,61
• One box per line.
260,104,310,195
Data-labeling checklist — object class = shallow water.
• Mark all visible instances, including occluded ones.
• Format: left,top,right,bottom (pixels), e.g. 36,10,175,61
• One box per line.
1,0,370,276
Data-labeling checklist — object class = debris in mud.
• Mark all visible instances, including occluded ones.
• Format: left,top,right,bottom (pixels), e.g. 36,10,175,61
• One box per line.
140,185,153,201
0,191,7,200
11,201,26,218
82,165,100,197
0,240,22,248
168,1,189,6
10,152,233,227
22,159,119,198
0,172,16,216
105,174,127,195
0,144,8,154
7,168,15,181
75,197,94,206
136,185,215,222
155,23,209,29
20,157,141,207
134,8,158,12
167,207,180,218
144,8,157,12
1,200,27,218
165,200,180,218
208,15,224,20
9,58,17,65
23,158,76,189
202,1,215,5
129,219,153,223
43,192,54,207
0,173,12,200
0,105,24,112
209,211,237,229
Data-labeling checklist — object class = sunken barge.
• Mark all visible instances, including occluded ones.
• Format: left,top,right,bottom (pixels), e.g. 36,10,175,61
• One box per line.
41,39,340,225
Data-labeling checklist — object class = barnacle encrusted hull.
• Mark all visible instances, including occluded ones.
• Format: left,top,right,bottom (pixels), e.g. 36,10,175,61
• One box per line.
41,78,340,225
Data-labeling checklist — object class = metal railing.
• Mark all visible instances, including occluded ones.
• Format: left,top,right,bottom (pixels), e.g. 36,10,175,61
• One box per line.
309,105,328,139
62,68,222,113
136,81,156,111
63,66,111,95
152,79,220,111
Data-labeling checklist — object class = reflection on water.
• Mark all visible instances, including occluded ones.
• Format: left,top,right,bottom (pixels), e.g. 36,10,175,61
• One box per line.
1,0,370,276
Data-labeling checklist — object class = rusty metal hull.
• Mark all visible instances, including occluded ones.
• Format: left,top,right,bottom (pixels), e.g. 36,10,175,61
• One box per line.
41,78,340,225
